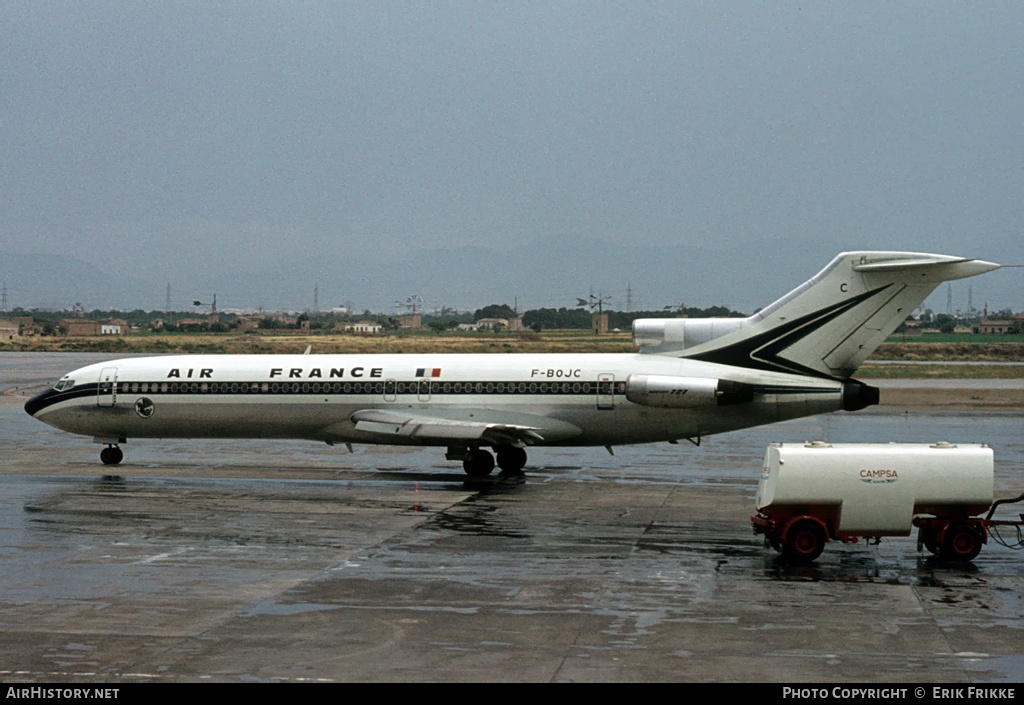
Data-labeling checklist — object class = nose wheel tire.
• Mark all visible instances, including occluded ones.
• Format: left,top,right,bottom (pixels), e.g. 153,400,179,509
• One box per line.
100,446,123,466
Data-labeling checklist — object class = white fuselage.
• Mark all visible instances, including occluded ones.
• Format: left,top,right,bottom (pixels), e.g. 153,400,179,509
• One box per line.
27,353,851,448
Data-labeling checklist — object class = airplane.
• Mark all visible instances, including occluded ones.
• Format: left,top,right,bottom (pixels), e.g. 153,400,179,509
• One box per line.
25,251,999,477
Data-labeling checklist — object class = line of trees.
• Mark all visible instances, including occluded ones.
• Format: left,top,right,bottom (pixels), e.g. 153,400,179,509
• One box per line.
522,306,746,331
7,303,748,334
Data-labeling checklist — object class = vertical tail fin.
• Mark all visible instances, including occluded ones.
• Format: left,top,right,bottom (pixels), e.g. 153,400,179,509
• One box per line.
635,252,1000,379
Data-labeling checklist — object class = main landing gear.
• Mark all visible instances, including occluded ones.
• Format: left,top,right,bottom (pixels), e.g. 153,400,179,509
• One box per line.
451,444,528,478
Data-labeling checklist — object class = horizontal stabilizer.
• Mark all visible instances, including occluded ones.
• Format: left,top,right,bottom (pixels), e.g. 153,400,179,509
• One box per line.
852,256,973,273
847,254,1001,288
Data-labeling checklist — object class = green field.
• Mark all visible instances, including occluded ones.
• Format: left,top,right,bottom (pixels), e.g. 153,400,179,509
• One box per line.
886,333,1024,344
858,364,1024,379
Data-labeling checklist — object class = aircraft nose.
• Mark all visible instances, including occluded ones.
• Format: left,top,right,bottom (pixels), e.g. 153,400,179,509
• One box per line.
24,388,59,417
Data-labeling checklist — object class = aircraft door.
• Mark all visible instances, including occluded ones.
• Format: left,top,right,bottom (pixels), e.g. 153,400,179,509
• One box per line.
597,373,614,410
384,379,397,402
418,379,431,402
97,367,117,407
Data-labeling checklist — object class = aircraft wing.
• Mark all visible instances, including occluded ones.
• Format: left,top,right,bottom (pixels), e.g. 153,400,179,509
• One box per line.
348,408,578,447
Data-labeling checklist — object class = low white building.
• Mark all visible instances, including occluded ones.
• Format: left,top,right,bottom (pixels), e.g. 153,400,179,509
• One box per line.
345,321,383,334
474,317,524,332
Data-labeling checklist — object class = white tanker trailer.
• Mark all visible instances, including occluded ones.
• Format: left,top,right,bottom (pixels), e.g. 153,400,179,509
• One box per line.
751,442,1024,562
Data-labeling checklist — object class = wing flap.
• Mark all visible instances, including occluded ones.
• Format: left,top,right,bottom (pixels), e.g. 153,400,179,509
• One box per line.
349,409,558,446
353,418,490,441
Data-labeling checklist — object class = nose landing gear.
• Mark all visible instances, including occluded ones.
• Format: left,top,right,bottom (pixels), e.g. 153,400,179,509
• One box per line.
100,445,123,466
94,436,126,466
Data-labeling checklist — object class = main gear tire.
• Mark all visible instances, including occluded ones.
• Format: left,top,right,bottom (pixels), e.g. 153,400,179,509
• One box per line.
463,449,495,478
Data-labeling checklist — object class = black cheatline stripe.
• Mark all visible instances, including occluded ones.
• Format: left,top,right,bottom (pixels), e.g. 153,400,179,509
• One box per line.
688,284,892,379
25,384,99,414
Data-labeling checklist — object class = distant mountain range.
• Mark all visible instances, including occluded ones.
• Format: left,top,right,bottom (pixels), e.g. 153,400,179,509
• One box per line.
2,235,1018,315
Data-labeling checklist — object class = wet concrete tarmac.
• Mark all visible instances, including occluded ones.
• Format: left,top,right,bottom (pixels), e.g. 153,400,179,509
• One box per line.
1,354,1023,682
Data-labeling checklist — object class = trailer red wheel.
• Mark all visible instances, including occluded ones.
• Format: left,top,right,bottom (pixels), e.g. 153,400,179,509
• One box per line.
941,523,983,562
782,520,827,563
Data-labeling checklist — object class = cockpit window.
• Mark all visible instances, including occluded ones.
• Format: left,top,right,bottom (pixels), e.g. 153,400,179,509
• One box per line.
54,378,75,392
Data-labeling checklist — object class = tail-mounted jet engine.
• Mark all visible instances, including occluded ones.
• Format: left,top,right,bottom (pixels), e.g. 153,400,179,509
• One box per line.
625,375,754,408
633,318,746,355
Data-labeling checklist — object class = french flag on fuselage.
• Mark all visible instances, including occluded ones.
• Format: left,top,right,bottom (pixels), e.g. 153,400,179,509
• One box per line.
415,368,442,378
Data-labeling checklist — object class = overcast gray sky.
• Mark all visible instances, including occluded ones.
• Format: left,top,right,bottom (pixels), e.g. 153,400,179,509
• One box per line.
1,2,1021,310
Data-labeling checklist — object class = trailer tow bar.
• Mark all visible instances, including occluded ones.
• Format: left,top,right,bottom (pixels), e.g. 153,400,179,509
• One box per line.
984,491,1024,552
